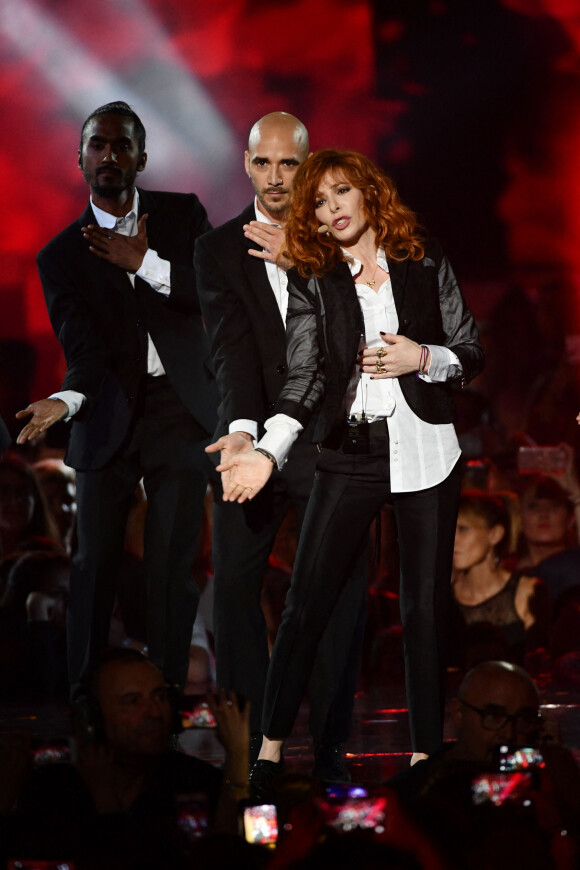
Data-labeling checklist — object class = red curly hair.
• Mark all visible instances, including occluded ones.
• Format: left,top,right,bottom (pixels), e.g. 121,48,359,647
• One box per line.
283,149,424,278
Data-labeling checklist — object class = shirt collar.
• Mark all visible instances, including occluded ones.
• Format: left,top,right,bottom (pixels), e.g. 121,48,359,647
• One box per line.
253,196,281,227
344,245,388,277
90,188,140,229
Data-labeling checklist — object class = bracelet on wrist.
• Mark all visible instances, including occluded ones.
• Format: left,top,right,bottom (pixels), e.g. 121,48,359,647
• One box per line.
254,447,277,467
416,344,429,379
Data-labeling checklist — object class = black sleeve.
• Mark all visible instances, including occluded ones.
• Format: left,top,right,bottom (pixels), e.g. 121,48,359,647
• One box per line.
435,244,485,386
274,269,326,427
37,247,110,406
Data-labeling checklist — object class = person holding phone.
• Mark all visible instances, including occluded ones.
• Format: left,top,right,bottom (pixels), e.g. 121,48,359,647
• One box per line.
387,661,580,864
218,149,484,792
0,650,249,866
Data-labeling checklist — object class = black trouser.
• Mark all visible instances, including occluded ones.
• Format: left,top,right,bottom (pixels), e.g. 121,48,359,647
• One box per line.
261,420,461,754
212,434,368,742
68,376,212,693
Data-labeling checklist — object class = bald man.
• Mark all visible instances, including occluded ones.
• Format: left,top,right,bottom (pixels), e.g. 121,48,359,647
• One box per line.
195,113,367,780
388,660,544,802
450,661,542,763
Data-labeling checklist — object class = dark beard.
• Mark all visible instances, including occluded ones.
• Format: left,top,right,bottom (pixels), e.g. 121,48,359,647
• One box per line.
257,191,288,217
81,163,129,200
91,180,125,199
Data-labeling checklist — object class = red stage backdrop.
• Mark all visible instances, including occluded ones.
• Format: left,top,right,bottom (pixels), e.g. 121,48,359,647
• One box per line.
0,0,579,441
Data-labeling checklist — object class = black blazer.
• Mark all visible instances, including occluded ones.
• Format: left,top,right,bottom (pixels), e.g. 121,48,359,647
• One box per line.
38,189,219,471
275,239,485,442
195,203,290,438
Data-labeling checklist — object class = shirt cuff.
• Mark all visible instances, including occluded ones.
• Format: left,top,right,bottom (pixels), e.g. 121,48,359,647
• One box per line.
258,414,303,469
418,345,462,383
229,420,258,442
48,390,85,421
136,249,171,296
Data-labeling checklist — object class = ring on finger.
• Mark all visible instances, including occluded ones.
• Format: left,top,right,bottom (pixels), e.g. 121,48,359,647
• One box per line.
376,348,385,359
376,361,386,373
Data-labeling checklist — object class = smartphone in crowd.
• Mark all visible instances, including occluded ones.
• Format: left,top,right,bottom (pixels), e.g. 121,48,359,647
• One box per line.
29,737,74,766
471,771,534,807
517,446,567,475
175,794,210,841
242,803,278,846
495,744,544,773
178,695,217,730
317,794,388,833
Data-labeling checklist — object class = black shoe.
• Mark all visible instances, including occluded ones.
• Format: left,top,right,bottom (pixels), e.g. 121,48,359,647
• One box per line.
313,743,351,783
249,733,262,767
249,759,285,802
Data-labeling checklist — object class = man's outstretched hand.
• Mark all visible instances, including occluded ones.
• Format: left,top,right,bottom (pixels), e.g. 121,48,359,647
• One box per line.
16,398,68,444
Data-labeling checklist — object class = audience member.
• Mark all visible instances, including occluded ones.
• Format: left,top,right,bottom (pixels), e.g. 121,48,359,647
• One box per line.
451,491,550,667
517,474,580,610
33,459,76,555
389,661,580,868
518,474,577,569
0,550,70,698
0,649,250,868
0,455,60,593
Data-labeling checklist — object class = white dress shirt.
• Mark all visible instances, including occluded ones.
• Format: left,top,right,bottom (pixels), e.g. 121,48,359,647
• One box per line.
259,248,462,492
50,190,172,419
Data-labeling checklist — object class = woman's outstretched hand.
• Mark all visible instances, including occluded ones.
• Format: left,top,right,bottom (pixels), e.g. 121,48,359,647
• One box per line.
217,449,274,502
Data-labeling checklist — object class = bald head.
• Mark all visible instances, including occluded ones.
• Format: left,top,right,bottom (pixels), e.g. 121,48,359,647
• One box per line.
452,661,540,762
460,661,539,706
245,112,309,221
248,112,309,156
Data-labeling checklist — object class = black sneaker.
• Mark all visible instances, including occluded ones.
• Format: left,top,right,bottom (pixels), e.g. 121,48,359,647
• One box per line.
313,743,351,782
249,759,285,802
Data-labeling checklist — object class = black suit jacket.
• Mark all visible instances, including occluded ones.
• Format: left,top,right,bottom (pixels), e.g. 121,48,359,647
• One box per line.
275,239,485,441
195,203,290,438
38,188,219,471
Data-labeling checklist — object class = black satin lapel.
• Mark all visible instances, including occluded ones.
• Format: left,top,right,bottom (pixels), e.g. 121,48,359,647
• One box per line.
322,263,363,362
136,188,160,249
387,258,409,315
239,203,259,251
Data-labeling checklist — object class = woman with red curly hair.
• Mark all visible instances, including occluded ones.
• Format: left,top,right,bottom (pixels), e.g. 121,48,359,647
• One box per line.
218,149,484,791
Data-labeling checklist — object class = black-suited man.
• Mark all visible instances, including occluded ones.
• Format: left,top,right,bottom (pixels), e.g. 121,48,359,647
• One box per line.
195,112,367,779
17,102,218,692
